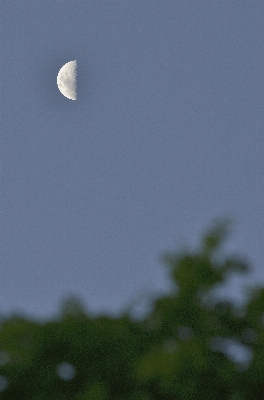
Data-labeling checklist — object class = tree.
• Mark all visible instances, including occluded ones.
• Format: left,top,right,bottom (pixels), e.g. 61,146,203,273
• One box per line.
0,220,263,399
135,220,264,399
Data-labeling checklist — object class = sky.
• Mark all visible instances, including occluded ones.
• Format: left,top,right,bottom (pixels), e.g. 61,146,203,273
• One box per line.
1,1,263,320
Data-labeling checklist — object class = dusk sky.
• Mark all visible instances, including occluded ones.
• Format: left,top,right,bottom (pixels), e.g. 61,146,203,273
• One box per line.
1,1,263,320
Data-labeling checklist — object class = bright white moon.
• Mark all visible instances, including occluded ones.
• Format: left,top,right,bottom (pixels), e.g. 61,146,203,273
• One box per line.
57,60,77,100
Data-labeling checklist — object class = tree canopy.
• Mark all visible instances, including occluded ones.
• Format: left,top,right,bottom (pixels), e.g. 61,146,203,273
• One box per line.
1,221,263,399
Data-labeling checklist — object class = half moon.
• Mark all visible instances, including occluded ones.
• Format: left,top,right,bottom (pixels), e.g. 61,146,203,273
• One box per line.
57,60,77,100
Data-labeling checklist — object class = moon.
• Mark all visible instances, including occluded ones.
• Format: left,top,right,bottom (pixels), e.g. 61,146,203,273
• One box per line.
57,60,77,100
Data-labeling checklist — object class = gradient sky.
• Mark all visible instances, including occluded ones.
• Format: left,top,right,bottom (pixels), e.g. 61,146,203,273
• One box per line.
1,1,263,320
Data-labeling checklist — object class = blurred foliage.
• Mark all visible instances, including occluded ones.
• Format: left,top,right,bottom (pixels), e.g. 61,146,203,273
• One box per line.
1,220,263,399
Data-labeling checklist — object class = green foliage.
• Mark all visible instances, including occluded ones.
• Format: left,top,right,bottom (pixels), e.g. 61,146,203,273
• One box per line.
0,221,263,399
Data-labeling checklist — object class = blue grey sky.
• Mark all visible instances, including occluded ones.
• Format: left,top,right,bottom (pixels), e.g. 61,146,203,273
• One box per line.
1,1,263,319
